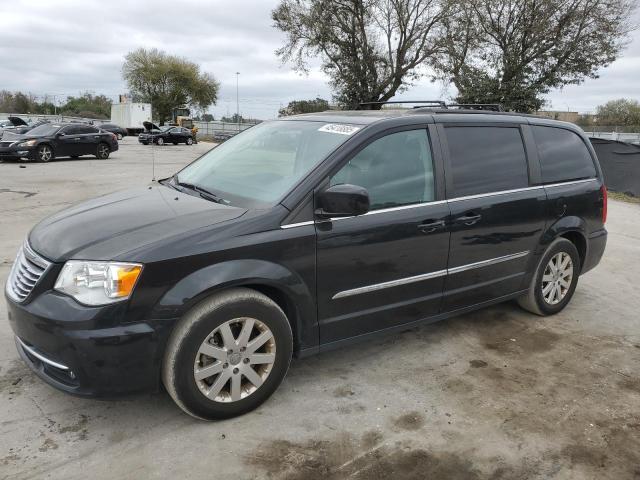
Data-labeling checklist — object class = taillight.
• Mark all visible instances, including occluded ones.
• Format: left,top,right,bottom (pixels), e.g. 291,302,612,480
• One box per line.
600,184,608,224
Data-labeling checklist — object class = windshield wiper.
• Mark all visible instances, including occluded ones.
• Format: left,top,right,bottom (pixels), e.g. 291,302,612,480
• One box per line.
171,175,230,204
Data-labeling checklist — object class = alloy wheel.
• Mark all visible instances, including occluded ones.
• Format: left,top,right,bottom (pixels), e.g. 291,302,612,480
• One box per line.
193,317,276,403
541,252,573,305
98,144,109,158
39,146,52,162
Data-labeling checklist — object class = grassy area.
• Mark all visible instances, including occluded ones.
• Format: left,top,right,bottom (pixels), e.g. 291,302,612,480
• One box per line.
609,191,640,204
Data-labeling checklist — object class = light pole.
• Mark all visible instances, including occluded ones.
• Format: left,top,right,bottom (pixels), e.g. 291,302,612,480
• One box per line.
235,72,240,131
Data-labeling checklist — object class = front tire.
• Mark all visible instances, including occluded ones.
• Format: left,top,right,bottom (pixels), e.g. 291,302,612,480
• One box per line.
186,137,193,145
518,238,580,316
156,137,164,146
162,288,293,420
116,133,123,140
35,145,53,163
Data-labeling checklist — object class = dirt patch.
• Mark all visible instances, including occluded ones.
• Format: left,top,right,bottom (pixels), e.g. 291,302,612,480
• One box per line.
38,437,58,452
469,360,488,368
618,377,640,394
247,433,482,480
58,414,89,441
0,359,34,396
392,411,425,431
333,385,356,398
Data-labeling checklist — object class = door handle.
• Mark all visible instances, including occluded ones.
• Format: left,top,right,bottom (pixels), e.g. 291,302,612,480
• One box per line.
455,213,482,226
418,219,445,233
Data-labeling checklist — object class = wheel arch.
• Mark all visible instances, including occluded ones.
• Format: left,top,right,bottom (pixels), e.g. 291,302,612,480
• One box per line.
541,216,588,272
153,259,317,356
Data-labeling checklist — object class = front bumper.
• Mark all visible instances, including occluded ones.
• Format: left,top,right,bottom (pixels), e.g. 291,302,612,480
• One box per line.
6,289,177,397
0,145,33,159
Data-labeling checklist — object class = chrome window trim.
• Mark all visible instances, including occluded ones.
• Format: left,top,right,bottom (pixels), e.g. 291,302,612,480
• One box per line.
16,336,70,371
332,250,530,300
279,178,599,228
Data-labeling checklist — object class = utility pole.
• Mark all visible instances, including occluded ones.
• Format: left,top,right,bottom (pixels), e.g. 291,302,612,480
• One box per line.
236,72,240,132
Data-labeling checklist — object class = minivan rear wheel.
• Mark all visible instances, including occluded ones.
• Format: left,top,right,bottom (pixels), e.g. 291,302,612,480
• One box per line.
162,288,293,420
518,238,580,316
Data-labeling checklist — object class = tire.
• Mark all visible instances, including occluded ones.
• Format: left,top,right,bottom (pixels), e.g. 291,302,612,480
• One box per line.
518,238,580,316
186,137,193,145
156,137,164,146
35,145,53,163
162,288,293,420
116,133,123,140
96,143,110,159
173,142,178,145
70,155,79,159
141,141,148,145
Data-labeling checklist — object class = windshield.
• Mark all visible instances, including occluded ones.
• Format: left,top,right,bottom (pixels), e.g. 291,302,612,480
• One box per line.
176,120,360,208
27,124,61,136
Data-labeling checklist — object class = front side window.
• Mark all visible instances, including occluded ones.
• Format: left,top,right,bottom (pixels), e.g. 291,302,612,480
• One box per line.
330,129,435,210
177,120,358,208
445,126,529,197
532,126,596,183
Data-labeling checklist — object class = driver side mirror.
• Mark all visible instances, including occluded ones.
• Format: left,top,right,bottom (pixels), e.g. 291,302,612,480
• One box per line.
316,184,370,219
57,132,65,137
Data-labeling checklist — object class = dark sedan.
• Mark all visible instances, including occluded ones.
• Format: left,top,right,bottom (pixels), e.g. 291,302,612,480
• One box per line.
0,123,119,162
139,121,194,145
99,123,127,140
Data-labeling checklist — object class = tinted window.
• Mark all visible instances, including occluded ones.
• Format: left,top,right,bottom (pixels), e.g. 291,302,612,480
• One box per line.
62,125,83,134
76,126,97,134
532,126,596,183
445,127,528,197
331,130,434,210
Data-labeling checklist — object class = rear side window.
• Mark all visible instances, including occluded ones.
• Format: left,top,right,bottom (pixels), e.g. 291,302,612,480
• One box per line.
532,126,596,183
445,126,529,197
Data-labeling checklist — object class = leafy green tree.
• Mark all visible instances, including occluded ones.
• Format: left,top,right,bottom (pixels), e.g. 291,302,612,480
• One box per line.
59,93,113,119
278,97,330,116
123,48,219,124
273,0,451,109
596,99,640,126
436,0,636,112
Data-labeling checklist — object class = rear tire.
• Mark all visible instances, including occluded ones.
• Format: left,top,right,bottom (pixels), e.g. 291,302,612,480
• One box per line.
518,238,580,316
116,133,123,140
35,145,53,163
162,288,293,420
96,143,110,159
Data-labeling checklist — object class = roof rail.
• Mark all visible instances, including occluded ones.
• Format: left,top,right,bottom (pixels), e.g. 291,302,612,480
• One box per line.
446,103,504,112
359,100,448,108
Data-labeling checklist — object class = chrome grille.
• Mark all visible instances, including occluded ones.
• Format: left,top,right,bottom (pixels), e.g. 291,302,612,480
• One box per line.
5,243,51,302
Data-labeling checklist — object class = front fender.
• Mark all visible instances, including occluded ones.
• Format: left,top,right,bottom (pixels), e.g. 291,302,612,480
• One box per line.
152,259,317,353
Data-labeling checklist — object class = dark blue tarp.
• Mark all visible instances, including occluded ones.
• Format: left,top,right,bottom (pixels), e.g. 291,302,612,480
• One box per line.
590,138,640,197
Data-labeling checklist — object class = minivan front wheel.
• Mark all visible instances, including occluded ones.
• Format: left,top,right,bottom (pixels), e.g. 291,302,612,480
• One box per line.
518,238,580,316
162,288,293,420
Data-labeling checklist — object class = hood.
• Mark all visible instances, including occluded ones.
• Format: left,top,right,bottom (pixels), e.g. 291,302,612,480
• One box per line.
143,121,160,131
0,131,27,142
8,116,28,126
29,185,246,262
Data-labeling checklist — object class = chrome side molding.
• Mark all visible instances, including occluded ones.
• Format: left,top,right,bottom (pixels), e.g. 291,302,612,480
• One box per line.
332,250,530,300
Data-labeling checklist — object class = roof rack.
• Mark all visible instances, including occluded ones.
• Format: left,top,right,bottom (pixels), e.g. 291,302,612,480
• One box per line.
446,103,504,112
359,100,448,108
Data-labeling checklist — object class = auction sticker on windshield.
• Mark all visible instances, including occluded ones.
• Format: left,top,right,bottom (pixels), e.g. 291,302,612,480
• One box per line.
318,124,361,135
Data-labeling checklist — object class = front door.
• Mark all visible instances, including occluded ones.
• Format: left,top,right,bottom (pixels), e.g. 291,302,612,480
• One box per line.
316,127,450,344
438,124,548,311
56,125,83,157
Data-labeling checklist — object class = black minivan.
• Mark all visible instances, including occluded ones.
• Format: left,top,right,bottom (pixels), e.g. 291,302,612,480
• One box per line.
5,106,607,419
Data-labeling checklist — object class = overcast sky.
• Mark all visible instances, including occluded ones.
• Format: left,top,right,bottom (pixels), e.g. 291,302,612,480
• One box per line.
1,0,639,120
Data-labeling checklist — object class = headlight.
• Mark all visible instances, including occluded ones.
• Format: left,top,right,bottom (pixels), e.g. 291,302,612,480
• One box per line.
17,139,37,147
54,261,142,306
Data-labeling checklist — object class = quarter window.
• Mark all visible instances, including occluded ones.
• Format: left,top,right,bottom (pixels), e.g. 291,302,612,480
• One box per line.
445,126,529,197
330,130,435,210
532,126,596,183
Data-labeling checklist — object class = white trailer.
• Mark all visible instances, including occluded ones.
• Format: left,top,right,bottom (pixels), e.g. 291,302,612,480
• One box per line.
110,103,152,135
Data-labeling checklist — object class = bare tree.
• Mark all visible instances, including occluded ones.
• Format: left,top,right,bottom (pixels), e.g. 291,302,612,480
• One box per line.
272,0,451,109
436,0,637,112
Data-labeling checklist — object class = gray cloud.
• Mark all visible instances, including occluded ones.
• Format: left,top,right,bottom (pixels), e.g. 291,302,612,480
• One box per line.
1,0,638,119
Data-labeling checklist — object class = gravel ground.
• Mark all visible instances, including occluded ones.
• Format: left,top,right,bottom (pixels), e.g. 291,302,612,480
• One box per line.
0,136,639,479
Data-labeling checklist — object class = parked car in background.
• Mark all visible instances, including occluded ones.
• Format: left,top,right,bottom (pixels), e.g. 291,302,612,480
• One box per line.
138,121,194,145
4,106,607,419
0,122,118,162
99,123,127,140
0,116,28,138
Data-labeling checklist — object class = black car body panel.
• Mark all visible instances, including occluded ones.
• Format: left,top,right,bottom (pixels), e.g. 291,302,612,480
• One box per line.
5,108,607,396
0,123,118,160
